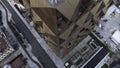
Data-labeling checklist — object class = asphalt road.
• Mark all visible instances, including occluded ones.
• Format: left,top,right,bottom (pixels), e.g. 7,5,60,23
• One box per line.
1,0,57,68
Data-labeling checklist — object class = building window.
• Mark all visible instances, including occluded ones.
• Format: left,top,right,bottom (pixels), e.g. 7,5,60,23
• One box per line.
57,10,69,32
80,28,85,32
107,1,113,8
85,12,93,23
59,38,65,44
93,0,101,3
75,0,95,21
98,11,104,18
68,24,79,37
96,2,105,13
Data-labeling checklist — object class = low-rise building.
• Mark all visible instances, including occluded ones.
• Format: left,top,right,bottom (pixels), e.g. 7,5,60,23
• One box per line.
0,36,7,52
3,55,26,68
64,35,110,68
82,47,109,68
10,55,26,68
0,32,14,62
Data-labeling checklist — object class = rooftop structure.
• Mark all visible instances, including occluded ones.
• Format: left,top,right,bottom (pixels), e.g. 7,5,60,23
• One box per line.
111,30,120,45
83,47,108,68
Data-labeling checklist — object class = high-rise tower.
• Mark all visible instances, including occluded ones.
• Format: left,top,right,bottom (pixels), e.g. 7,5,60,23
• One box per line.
30,0,114,58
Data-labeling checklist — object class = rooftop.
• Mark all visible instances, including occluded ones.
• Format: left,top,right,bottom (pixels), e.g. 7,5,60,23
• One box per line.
0,32,14,62
0,35,7,52
84,48,108,68
10,55,25,68
111,30,120,44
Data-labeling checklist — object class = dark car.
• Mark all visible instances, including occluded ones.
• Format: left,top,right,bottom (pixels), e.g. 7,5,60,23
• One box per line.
97,34,103,39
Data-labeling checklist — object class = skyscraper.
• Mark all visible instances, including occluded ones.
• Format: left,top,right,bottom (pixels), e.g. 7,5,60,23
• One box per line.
30,0,114,58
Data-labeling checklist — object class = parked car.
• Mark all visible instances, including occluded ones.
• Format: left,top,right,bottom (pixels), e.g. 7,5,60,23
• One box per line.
97,34,103,39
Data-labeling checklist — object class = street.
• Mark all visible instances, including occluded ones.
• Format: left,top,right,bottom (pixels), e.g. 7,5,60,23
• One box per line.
1,0,57,68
